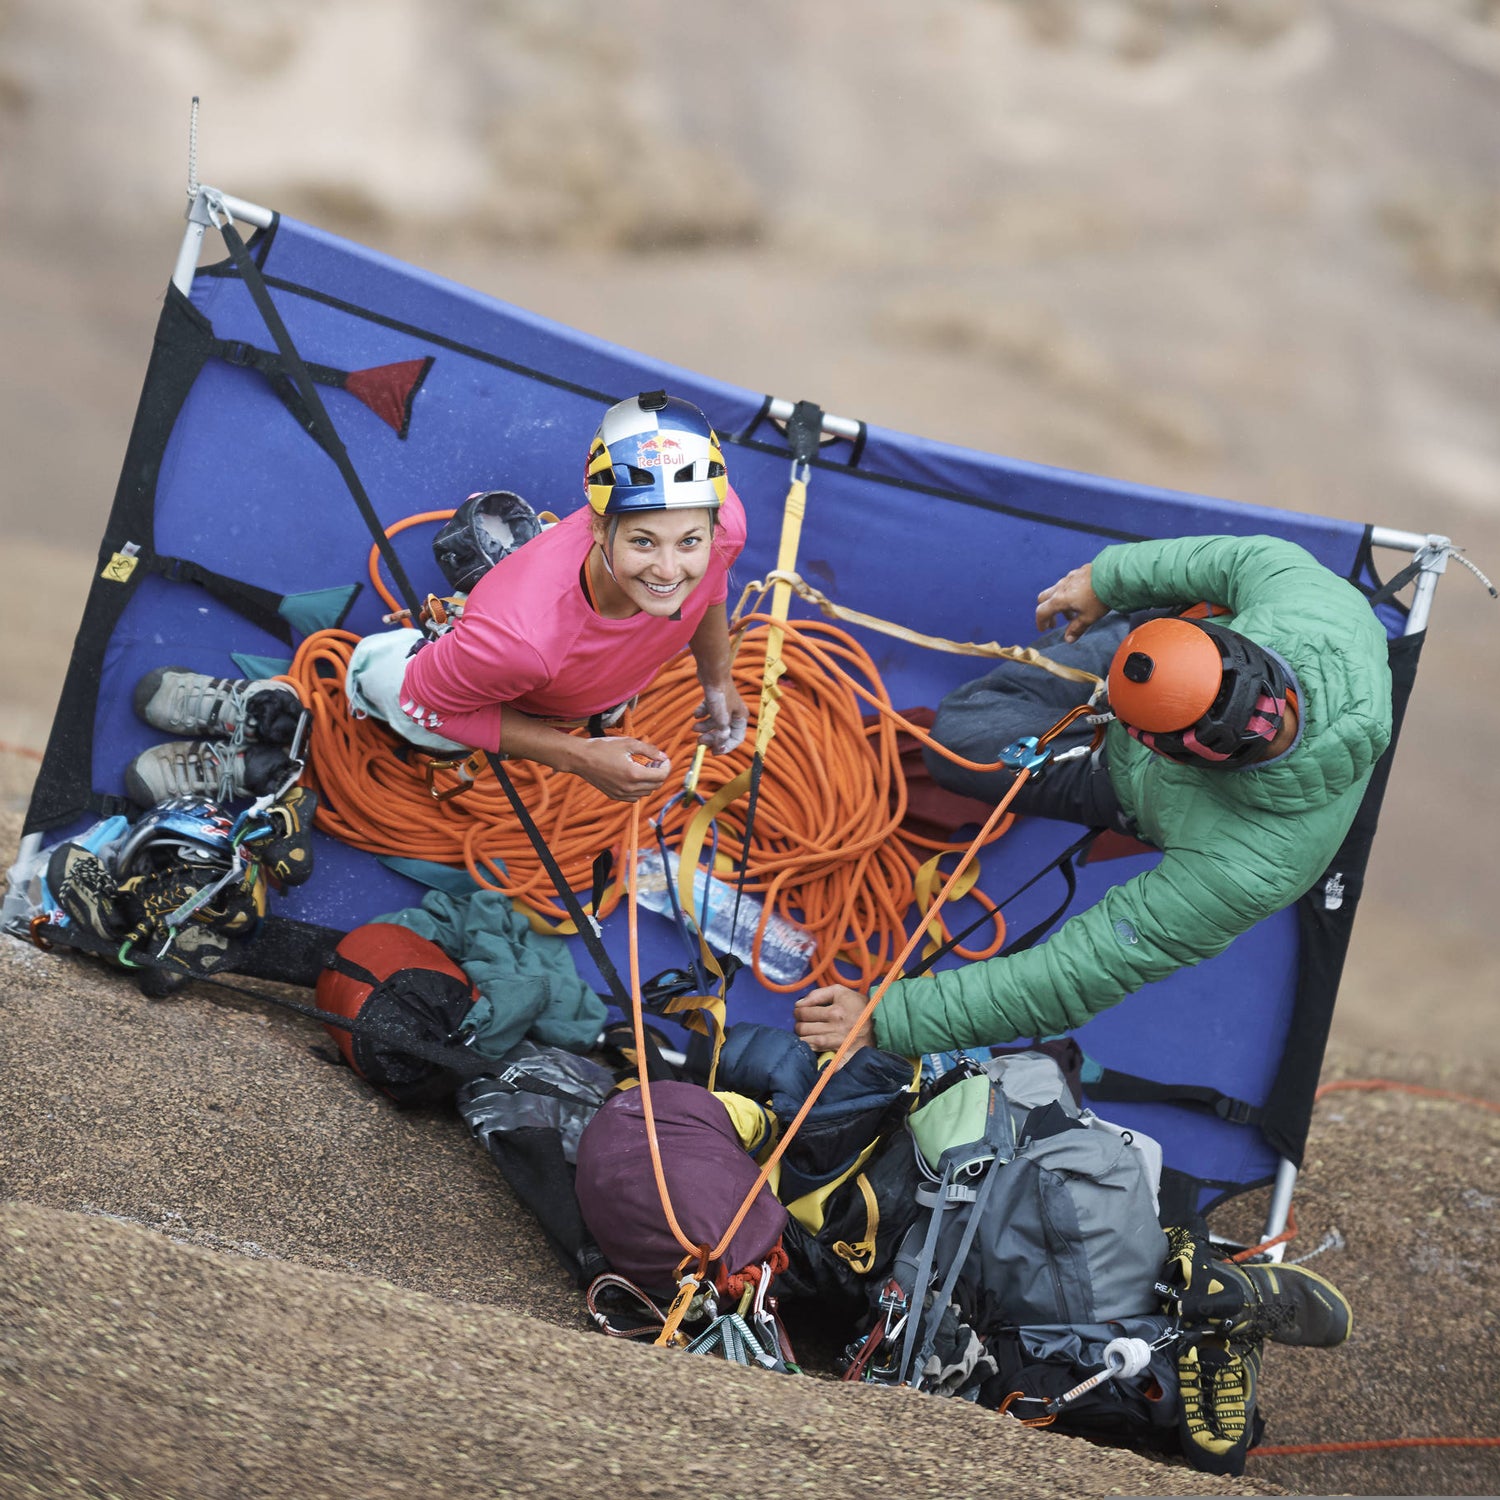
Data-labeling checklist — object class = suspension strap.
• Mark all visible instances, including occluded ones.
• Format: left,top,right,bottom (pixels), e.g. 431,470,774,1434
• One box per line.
206,195,634,1010
675,402,824,970
204,197,425,621
756,569,1103,686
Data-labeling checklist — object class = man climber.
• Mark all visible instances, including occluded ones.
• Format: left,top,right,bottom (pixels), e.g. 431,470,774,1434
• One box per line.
793,532,1393,1058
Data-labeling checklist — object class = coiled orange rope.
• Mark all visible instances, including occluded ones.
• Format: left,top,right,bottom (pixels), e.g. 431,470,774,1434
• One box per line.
283,611,1017,991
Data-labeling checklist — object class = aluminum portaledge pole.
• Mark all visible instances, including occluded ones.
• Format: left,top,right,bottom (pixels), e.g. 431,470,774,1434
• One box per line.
172,187,276,296
1255,528,1454,1261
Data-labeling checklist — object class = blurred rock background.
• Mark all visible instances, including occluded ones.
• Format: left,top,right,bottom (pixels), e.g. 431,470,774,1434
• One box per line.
2,0,1498,1059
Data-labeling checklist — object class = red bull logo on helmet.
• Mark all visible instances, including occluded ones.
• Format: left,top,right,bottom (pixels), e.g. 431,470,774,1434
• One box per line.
636,435,686,467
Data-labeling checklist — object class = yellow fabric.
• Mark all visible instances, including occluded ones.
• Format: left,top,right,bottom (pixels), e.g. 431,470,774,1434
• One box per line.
783,1136,883,1234
913,851,982,963
712,1091,778,1160
830,1173,881,1274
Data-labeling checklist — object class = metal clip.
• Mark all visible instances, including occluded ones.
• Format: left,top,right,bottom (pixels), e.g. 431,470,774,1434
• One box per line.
421,750,486,802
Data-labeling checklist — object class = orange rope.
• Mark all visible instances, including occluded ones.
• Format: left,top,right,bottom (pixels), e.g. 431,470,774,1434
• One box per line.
367,509,455,615
704,703,1095,1268
1256,1437,1500,1456
284,613,1022,989
1316,1078,1500,1114
1240,1077,1500,1460
0,740,44,763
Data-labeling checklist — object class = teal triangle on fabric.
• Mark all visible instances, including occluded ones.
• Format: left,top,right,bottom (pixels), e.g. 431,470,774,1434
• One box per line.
377,855,502,893
231,652,294,682
278,584,361,636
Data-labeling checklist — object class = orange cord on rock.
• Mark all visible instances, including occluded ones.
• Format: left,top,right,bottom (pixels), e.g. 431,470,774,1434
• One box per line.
284,612,1021,991
1241,1076,1500,1462
1256,1436,1500,1456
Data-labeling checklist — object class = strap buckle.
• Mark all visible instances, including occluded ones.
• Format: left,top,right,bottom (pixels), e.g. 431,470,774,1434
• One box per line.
1213,1095,1257,1125
219,339,260,369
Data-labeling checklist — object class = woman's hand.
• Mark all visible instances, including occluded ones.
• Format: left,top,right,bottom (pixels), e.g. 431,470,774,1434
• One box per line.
573,736,671,802
793,984,875,1055
1035,563,1106,642
693,680,749,755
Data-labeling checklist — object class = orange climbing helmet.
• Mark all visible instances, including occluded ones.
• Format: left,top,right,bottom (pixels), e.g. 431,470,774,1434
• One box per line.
1108,615,1294,767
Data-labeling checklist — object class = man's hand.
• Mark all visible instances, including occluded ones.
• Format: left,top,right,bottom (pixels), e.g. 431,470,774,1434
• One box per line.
574,736,671,802
793,984,875,1055
1035,563,1107,642
693,681,749,755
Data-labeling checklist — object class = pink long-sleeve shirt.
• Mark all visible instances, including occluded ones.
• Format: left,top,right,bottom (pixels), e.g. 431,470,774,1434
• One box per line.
399,488,746,751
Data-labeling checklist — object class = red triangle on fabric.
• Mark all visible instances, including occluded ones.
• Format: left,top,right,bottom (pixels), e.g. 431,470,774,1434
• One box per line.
343,356,434,438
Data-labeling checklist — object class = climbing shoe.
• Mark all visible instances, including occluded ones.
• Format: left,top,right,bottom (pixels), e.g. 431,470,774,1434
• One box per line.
133,667,303,746
45,841,126,943
125,740,294,807
1177,1336,1261,1477
239,785,318,888
1163,1227,1352,1348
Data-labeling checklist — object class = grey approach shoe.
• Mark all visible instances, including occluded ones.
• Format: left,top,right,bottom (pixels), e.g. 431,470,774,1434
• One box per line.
133,667,302,745
125,740,294,807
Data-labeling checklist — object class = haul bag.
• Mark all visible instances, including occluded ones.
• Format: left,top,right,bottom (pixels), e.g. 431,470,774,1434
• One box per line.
316,921,479,1105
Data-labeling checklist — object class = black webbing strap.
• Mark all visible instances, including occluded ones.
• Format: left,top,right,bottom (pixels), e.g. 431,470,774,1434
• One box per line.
212,211,426,625
906,828,1100,978
213,207,633,1011
483,748,633,1009
143,553,294,643
1366,558,1424,611
211,336,346,457
1083,1067,1264,1128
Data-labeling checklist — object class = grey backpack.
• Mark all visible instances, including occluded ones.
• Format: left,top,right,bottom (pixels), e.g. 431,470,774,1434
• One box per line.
887,1049,1169,1388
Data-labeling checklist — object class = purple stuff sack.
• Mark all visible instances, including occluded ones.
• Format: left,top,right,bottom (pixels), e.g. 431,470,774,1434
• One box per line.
574,1082,788,1296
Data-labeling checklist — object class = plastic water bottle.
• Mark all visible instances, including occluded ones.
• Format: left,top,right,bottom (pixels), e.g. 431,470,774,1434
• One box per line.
634,849,816,986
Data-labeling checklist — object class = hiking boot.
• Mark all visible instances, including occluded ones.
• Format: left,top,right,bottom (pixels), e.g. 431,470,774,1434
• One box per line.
133,667,302,746
1177,1336,1260,1477
125,740,294,807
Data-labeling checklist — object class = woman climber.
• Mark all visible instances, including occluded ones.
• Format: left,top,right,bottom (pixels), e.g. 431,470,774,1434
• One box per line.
124,391,749,806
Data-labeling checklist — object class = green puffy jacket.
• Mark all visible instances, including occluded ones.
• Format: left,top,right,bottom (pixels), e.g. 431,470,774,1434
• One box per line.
872,534,1393,1057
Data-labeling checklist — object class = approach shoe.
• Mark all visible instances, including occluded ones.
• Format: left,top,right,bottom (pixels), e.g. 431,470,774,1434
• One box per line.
1176,1336,1260,1477
125,740,294,807
1214,1259,1353,1349
1162,1227,1352,1348
134,667,302,746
